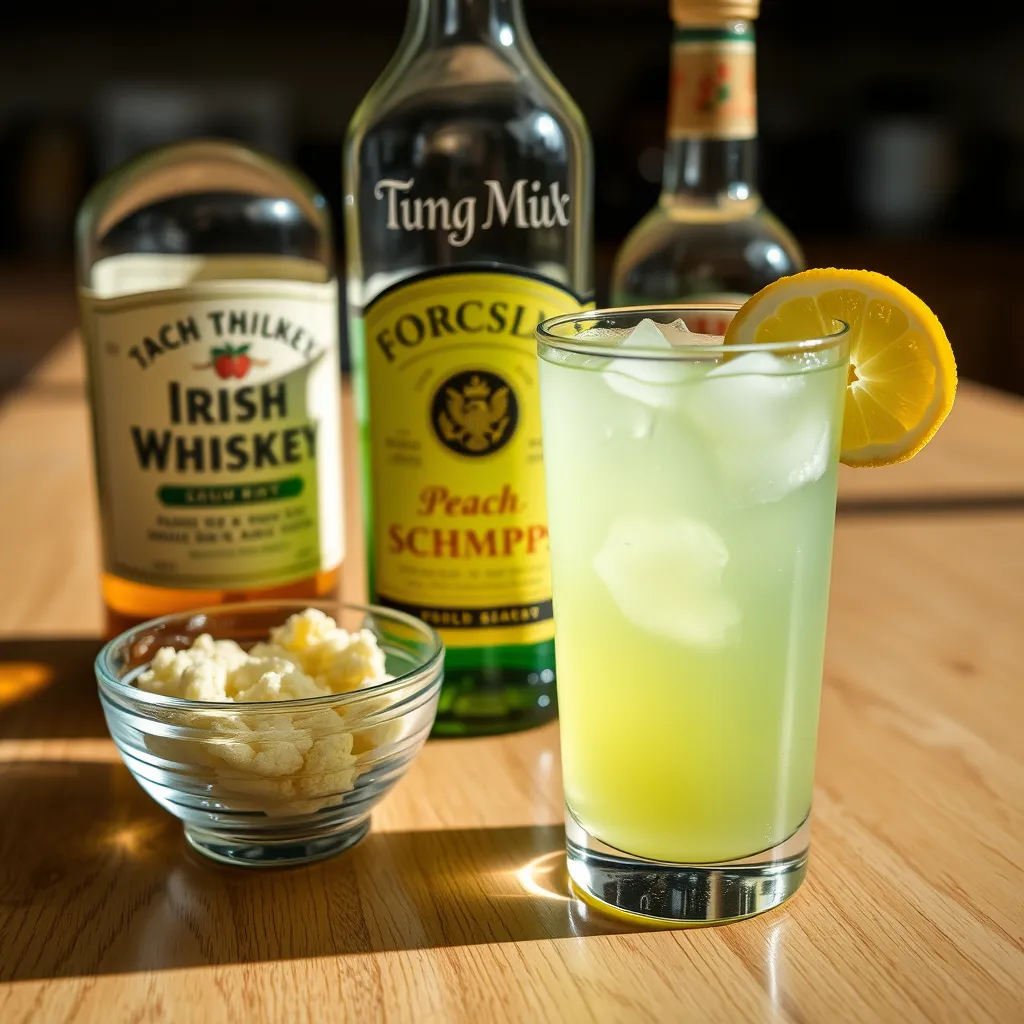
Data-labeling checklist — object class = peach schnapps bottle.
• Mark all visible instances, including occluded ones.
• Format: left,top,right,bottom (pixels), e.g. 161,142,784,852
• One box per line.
345,0,594,734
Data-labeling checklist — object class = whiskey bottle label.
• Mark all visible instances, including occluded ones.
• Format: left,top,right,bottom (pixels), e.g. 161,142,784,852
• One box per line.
81,267,343,589
356,268,587,648
668,26,757,141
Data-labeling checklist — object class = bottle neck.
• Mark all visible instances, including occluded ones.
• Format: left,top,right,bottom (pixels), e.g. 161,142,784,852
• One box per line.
661,20,759,206
411,0,527,46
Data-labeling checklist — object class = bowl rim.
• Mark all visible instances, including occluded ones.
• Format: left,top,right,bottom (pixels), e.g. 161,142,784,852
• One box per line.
95,599,445,714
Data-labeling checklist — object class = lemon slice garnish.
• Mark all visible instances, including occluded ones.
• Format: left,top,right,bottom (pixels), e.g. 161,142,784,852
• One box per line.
724,268,957,466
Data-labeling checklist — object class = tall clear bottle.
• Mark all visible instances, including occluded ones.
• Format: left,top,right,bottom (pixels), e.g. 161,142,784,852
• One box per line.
611,0,802,329
345,0,593,735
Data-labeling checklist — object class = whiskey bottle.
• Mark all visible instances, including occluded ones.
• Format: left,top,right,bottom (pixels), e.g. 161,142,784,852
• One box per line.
611,0,803,330
77,140,343,634
345,0,594,735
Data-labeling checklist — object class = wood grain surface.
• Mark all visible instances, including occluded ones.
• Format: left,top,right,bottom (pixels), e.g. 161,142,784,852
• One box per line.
1,337,1022,1022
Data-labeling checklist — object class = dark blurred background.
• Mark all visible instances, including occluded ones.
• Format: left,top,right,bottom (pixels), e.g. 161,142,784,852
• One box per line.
1,0,1022,394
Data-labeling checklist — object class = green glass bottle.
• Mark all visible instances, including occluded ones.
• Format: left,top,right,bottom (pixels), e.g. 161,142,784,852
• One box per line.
344,0,594,735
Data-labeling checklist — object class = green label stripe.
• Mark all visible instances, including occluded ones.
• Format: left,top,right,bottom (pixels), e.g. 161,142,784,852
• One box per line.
158,477,304,507
673,26,755,44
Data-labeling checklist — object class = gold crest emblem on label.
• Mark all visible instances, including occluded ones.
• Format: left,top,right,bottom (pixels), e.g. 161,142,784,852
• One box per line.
432,369,518,456
355,268,589,648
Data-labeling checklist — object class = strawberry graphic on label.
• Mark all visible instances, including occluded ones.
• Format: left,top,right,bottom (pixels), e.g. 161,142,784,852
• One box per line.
696,63,731,114
195,344,266,379
213,348,238,379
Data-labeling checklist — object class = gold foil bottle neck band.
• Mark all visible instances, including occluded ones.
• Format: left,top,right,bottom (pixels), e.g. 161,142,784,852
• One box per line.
671,0,760,25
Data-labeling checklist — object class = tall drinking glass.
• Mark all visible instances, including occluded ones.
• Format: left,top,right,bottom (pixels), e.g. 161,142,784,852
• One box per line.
537,306,850,924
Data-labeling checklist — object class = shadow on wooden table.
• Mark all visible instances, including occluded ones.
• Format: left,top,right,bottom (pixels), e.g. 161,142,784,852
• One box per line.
0,637,631,981
836,493,1024,516
0,638,107,739
0,759,628,981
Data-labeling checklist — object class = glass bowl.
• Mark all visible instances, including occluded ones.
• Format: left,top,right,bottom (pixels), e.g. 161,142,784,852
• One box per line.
96,600,444,867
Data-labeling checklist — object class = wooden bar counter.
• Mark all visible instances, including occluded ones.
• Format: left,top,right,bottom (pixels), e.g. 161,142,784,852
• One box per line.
1,339,1022,1022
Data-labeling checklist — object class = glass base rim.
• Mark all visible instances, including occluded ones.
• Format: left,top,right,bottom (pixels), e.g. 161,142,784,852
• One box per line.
566,812,810,925
184,817,371,867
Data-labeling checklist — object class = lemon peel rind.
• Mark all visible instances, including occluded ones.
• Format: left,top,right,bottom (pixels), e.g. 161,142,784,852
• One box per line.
722,267,956,468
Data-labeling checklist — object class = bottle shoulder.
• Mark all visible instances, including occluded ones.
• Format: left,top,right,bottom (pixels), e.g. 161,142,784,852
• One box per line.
77,141,334,286
611,201,804,302
617,201,802,263
344,32,593,304
79,140,330,239
346,42,590,161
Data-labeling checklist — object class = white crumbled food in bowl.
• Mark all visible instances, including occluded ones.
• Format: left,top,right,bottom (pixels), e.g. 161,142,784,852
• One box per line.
136,609,397,816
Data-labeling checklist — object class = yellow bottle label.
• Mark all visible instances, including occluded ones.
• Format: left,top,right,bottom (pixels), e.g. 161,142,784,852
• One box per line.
668,26,757,141
361,268,588,648
80,255,343,590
